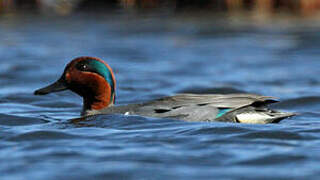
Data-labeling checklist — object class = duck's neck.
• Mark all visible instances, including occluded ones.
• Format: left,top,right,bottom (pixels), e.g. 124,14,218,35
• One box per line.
81,93,115,116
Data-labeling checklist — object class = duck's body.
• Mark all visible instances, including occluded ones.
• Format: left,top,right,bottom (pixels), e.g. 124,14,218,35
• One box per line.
85,94,293,123
34,57,295,124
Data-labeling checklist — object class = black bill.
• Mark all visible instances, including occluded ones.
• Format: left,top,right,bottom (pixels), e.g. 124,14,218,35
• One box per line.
34,79,67,95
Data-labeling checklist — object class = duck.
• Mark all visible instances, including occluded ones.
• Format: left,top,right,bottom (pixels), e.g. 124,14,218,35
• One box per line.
34,56,295,124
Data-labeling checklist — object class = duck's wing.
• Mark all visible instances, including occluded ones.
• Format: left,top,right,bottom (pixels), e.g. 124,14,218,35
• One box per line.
142,93,278,110
130,93,280,122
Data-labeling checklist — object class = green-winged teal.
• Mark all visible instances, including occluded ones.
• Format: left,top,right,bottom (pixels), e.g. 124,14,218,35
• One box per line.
34,57,295,124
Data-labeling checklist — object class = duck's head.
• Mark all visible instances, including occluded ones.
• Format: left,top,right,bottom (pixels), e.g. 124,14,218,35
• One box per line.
34,57,116,115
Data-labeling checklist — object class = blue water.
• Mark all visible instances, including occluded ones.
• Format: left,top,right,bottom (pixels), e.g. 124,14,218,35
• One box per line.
1,14,320,179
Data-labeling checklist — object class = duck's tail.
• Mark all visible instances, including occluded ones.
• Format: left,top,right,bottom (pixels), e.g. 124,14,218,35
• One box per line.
216,105,296,124
234,110,296,124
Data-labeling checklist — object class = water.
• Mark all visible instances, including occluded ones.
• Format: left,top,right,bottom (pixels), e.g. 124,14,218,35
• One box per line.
1,14,320,179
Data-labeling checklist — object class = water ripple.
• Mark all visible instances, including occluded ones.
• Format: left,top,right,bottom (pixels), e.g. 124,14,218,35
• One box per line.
1,15,320,180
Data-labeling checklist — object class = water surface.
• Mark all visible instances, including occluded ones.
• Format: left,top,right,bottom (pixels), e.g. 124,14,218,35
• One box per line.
0,14,320,179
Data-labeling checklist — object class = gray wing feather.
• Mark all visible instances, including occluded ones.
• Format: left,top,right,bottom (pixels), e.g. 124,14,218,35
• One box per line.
142,93,277,109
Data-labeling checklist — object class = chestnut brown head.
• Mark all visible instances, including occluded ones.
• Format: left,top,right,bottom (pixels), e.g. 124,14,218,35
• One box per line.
34,56,116,112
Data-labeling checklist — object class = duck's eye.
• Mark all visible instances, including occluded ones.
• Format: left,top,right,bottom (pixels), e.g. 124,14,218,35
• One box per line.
77,63,88,71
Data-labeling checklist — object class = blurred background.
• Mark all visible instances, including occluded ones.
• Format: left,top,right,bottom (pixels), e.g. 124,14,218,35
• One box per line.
1,1,320,180
1,0,320,16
